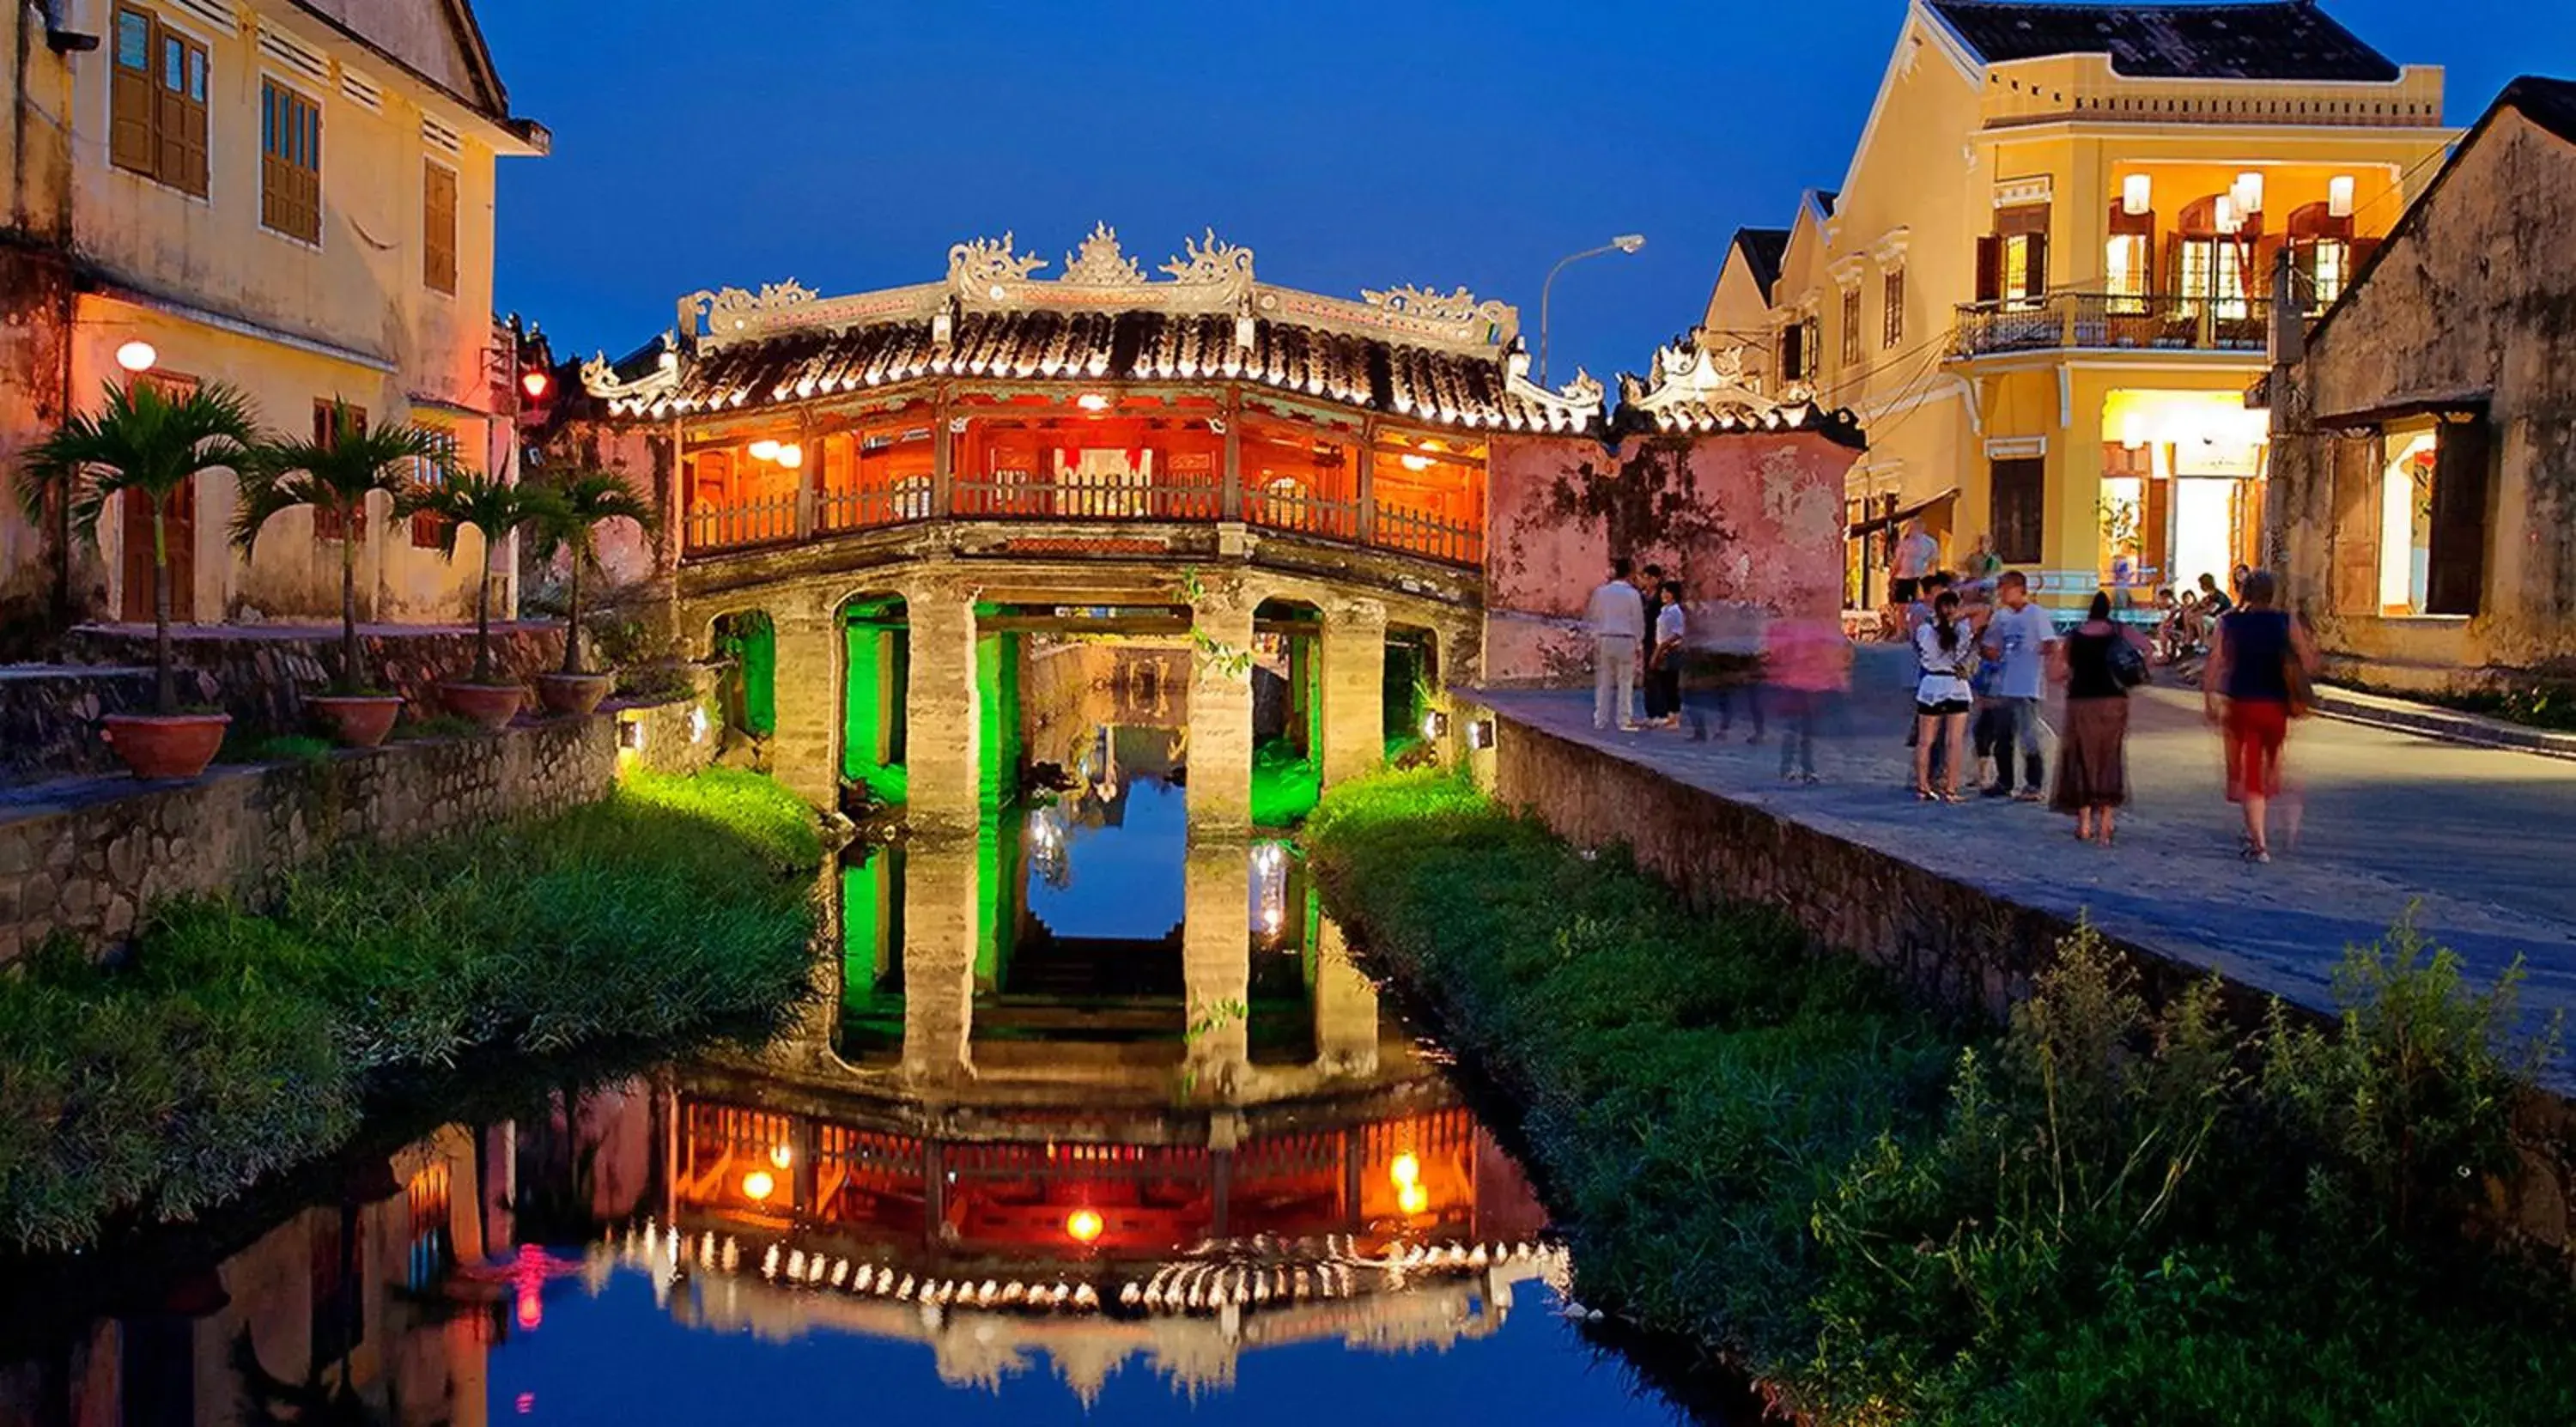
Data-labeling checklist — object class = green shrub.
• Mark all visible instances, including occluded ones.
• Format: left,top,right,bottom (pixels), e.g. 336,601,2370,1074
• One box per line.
1306,769,2576,1424
0,769,819,1251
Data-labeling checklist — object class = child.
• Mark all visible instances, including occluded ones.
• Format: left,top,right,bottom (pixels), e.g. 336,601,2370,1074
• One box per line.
1969,628,2009,792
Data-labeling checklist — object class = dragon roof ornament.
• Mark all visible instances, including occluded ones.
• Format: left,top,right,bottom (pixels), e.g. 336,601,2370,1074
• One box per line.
580,337,682,415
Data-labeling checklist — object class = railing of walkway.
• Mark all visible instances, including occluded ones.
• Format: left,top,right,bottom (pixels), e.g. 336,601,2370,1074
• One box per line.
685,472,1482,568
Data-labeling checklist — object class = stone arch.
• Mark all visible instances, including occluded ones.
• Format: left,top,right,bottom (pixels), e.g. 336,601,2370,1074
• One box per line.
704,607,779,743
835,591,911,816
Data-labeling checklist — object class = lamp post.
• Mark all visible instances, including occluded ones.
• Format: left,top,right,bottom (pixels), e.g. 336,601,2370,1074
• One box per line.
1539,234,1646,388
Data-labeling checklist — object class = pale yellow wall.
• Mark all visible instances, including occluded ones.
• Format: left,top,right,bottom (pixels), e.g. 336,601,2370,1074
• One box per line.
1698,245,1777,391
8,0,529,628
1716,0,2451,605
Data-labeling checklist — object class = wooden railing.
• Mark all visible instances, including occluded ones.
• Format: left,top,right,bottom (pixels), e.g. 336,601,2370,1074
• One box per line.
1951,292,2283,359
1373,502,1483,568
685,472,1479,568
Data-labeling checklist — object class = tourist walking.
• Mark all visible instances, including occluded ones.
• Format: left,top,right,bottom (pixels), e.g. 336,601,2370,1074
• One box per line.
2202,569,2318,864
1891,516,1939,607
1911,590,1976,802
1640,565,1674,726
1647,579,1686,730
1766,608,1850,784
1981,571,2061,801
2053,591,2146,844
1587,557,1646,732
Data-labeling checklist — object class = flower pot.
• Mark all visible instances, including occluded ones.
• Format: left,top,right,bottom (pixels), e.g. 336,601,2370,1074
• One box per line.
99,712,230,780
536,671,613,718
437,681,524,731
308,694,404,748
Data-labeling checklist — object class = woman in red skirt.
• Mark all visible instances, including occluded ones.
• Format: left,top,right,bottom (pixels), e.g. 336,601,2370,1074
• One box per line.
2202,570,2318,864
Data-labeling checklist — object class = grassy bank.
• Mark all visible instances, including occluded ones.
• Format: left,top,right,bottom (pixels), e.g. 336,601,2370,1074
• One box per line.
0,769,821,1253
1308,768,2575,1425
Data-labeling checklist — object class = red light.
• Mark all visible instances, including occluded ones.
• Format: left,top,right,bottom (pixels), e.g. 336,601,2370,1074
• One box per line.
1065,1207,1104,1244
520,368,552,400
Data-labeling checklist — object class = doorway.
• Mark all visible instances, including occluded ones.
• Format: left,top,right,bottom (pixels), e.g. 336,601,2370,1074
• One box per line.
118,478,197,623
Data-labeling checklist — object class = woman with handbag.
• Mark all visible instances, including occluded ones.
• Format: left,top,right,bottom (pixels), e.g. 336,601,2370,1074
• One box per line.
2052,590,2146,844
2202,569,2320,864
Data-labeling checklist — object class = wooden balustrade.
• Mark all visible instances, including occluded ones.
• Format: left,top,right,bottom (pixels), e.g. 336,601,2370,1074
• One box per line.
686,473,1480,568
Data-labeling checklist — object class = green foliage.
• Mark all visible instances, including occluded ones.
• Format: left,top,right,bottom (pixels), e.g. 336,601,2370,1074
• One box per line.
408,471,550,683
253,734,336,766
1249,738,1321,829
522,467,658,676
394,713,485,742
0,770,819,1252
1306,770,2576,1424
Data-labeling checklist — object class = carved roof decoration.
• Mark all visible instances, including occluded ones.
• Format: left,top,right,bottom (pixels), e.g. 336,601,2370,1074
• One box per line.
1613,337,1864,446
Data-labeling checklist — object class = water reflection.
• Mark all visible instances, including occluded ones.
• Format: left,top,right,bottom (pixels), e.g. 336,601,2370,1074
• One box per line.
0,645,1689,1426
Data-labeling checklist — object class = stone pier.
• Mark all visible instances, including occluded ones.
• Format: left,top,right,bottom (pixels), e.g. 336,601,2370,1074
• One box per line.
1186,574,1255,835
903,579,983,836
1318,596,1389,791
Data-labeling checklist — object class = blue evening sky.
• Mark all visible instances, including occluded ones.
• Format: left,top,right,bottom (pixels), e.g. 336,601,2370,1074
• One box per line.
477,1,2573,383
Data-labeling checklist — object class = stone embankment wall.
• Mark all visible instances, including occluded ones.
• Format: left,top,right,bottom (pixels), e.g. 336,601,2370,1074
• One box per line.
58,622,570,741
0,695,716,966
0,667,157,779
1476,712,2576,1268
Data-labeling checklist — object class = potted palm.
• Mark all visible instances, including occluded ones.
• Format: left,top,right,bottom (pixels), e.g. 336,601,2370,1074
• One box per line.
525,469,658,716
15,380,257,779
408,470,543,730
234,402,462,747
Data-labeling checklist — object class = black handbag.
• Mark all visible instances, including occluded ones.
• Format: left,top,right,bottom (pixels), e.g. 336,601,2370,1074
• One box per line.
2110,637,2151,689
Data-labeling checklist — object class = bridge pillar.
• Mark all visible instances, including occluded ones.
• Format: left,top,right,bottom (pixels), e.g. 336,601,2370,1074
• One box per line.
769,610,841,807
901,835,977,1087
1183,839,1250,1100
1319,596,1389,790
904,578,982,835
1313,917,1380,1076
1186,574,1255,833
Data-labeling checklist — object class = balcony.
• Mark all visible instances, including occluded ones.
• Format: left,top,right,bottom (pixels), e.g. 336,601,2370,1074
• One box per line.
682,471,1485,570
1950,293,2290,361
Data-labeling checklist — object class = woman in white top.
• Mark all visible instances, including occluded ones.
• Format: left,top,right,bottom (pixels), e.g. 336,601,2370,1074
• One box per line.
1912,589,1977,802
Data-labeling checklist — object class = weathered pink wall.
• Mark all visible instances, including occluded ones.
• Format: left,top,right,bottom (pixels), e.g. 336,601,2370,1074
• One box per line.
1483,432,1856,684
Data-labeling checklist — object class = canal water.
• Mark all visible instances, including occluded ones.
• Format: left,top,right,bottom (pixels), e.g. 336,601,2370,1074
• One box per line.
0,645,1698,1425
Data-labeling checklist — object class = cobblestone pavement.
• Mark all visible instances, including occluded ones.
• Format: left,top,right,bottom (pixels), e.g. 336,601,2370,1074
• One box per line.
1474,650,2576,1088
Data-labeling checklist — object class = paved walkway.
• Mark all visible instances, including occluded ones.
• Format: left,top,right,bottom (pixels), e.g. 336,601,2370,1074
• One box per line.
1475,650,2576,1088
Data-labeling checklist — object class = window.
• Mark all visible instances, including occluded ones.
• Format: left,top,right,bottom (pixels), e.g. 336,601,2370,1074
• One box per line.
110,6,209,196
2378,416,2491,617
311,401,367,542
1882,268,1905,349
2305,240,2353,311
1777,321,1804,385
1976,204,2050,309
1801,314,1820,380
1990,456,2045,565
410,422,460,548
2178,239,2249,319
2105,201,2155,314
261,81,323,244
422,161,459,295
1840,288,1863,367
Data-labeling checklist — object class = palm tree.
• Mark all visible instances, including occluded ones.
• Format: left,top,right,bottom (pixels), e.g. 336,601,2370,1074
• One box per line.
234,402,461,695
407,471,544,685
524,469,658,677
15,380,258,714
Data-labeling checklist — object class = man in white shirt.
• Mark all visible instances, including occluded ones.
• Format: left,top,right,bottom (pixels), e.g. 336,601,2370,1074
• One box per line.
1586,557,1647,731
1891,516,1940,606
1980,570,2062,800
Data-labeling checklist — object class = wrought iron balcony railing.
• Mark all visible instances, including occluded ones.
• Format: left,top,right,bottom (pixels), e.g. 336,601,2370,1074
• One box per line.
1951,292,2287,359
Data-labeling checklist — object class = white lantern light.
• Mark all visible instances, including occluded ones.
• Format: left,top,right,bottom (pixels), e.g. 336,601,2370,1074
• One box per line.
2215,195,2241,234
2233,171,2264,214
747,439,781,462
2121,413,2149,452
775,443,804,470
2328,174,2357,219
2121,173,2153,216
114,340,158,373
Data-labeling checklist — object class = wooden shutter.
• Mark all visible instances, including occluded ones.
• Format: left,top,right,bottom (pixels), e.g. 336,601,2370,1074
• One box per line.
423,162,459,294
1990,458,2045,564
2021,232,2050,300
1778,324,1803,383
2425,416,2493,616
153,33,187,193
2327,434,2380,616
109,7,155,175
175,38,209,197
1974,235,2003,303
264,83,322,244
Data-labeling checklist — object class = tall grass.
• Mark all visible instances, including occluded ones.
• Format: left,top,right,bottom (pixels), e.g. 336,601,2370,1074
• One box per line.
1308,768,2576,1424
0,769,820,1252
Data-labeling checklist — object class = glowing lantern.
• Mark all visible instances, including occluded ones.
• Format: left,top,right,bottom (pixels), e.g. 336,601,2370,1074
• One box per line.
115,340,159,373
769,1144,794,1169
2120,173,2152,217
776,443,804,470
742,1169,775,1201
1389,1151,1421,1188
1077,392,1111,412
520,367,552,400
1398,452,1433,472
1397,1183,1430,1216
748,439,781,462
2329,174,2357,219
1066,1207,1105,1244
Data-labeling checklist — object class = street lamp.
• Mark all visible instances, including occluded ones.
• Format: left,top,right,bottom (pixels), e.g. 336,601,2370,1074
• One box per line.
1540,234,1645,388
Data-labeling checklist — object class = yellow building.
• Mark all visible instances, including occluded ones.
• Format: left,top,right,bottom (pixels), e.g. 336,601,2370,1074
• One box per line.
1704,0,2449,610
0,0,545,633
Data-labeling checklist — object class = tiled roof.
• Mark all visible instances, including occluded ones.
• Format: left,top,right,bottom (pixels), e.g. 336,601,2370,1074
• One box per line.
640,312,1601,434
1731,228,1791,300
1927,2,2401,82
2501,75,2576,147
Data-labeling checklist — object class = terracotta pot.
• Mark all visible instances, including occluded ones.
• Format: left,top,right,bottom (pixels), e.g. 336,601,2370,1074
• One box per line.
536,671,613,718
308,694,404,748
437,681,524,731
100,712,230,780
